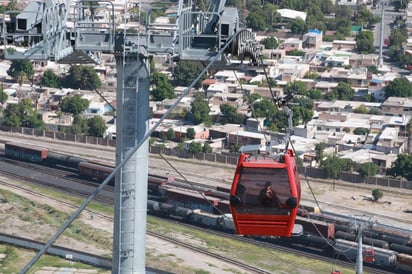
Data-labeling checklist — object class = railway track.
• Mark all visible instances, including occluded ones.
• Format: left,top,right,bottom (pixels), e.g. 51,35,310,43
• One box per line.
0,158,114,205
0,164,400,274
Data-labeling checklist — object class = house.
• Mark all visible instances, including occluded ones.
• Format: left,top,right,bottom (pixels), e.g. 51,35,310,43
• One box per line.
375,127,406,154
332,40,356,51
227,129,267,148
302,30,322,49
381,97,412,116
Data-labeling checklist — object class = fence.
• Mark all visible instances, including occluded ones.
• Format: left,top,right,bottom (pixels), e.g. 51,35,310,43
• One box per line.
1,125,411,190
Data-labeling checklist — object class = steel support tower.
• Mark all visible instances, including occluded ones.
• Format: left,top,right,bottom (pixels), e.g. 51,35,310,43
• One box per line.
2,0,261,272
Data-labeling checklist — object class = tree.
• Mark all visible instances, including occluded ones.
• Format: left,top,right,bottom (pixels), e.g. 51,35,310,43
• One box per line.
372,188,383,201
289,18,306,34
186,94,210,125
357,162,379,180
41,69,61,88
261,36,279,49
186,128,195,139
0,85,8,104
202,143,212,153
219,103,246,124
63,65,101,90
1,98,44,128
356,31,375,54
188,142,202,153
150,72,176,101
353,127,369,135
166,128,175,140
333,82,354,100
230,143,242,153
315,142,327,163
385,78,412,98
320,155,353,179
61,94,90,115
87,116,107,137
173,61,205,88
387,154,412,180
7,60,34,82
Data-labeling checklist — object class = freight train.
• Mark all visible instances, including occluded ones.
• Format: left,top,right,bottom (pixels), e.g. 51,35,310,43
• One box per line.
147,199,412,273
3,142,412,272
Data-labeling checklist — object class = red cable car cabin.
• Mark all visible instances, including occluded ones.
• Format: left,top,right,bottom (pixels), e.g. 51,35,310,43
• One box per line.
230,149,301,237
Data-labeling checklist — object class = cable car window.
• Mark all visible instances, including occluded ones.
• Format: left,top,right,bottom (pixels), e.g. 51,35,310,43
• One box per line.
234,167,291,215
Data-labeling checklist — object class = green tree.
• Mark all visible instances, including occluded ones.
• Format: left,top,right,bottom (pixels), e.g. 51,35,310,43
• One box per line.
334,82,354,100
356,31,375,54
186,128,196,140
166,128,175,140
2,98,43,128
87,116,107,137
372,188,383,201
7,60,34,82
320,155,353,179
173,61,205,88
308,89,322,99
385,78,412,98
202,142,212,153
230,143,242,153
219,103,246,124
315,142,327,163
63,65,101,90
61,94,90,115
41,69,61,88
289,18,306,34
387,154,412,180
285,81,307,95
261,37,279,49
187,94,210,125
357,162,379,180
0,85,8,104
188,142,202,153
150,72,176,101
353,127,369,135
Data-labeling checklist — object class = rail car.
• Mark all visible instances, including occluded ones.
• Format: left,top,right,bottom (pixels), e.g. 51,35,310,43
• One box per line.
161,186,231,214
4,142,48,163
396,253,412,272
334,239,397,267
230,149,301,237
78,162,115,185
390,243,412,256
295,217,335,238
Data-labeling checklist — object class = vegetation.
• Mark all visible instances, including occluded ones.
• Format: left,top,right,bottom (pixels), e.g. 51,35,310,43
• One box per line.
61,94,90,115
1,98,44,128
320,155,353,179
218,103,246,125
357,162,379,180
186,93,210,125
387,154,412,181
41,69,61,88
384,78,412,98
7,60,34,83
372,188,383,201
62,65,101,90
173,61,205,88
150,72,176,101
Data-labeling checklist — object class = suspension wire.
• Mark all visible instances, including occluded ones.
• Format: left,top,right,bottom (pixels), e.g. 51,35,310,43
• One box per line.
21,29,244,274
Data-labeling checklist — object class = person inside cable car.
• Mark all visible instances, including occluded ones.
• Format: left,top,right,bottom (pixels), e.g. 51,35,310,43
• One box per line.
258,181,281,207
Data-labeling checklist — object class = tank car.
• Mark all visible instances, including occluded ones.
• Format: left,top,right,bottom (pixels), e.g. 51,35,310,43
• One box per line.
334,239,396,267
390,243,412,256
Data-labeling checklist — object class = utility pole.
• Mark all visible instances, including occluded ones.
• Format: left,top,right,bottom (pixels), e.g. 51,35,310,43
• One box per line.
5,1,262,273
378,1,385,68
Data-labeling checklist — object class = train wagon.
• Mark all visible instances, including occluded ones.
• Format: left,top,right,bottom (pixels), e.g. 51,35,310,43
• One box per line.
78,162,114,185
162,186,230,214
295,216,335,238
4,142,48,163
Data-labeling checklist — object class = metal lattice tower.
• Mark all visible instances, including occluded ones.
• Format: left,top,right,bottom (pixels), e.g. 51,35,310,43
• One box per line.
3,0,262,273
